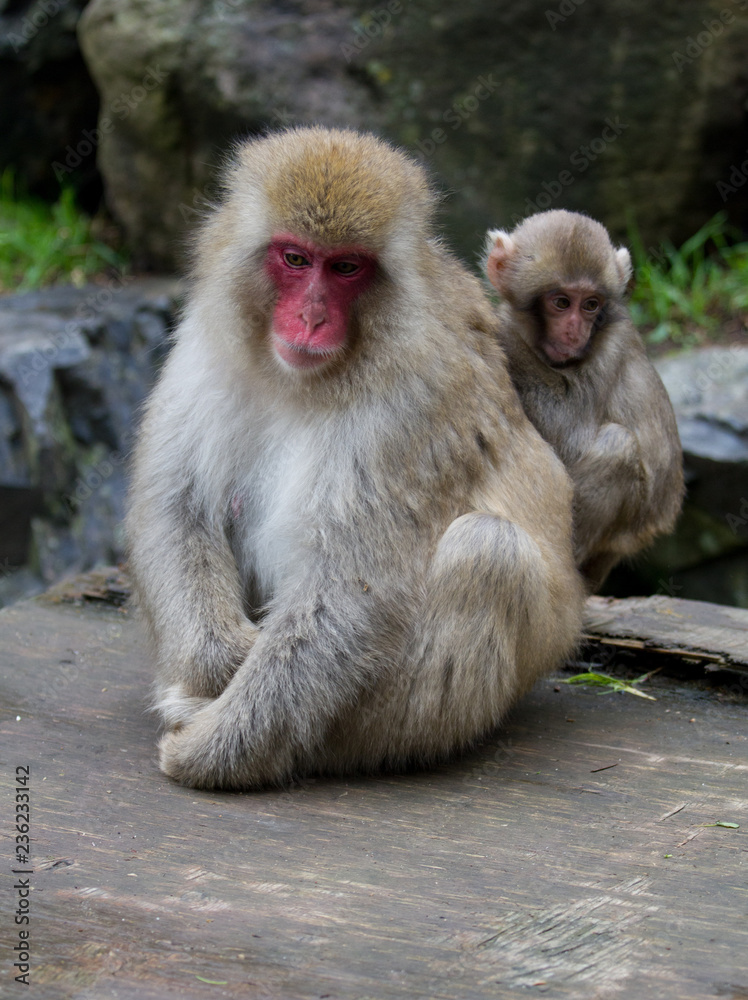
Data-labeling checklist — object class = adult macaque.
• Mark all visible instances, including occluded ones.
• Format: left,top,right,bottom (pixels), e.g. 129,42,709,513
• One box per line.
485,209,683,591
127,128,584,790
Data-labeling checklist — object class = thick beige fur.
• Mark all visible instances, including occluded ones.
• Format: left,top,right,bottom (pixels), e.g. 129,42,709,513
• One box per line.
127,129,584,789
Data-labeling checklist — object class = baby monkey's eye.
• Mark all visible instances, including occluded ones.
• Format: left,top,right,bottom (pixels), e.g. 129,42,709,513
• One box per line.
582,298,601,312
332,261,360,275
284,252,310,267
552,295,571,310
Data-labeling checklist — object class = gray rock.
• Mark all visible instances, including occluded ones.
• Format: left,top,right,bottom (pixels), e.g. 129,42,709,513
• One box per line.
76,0,748,270
0,278,180,605
605,348,748,608
0,310,91,433
656,347,748,536
0,0,99,205
676,418,748,464
657,346,748,434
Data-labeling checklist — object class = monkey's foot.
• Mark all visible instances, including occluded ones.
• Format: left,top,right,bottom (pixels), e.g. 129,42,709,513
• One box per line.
158,710,233,789
157,697,297,790
158,726,259,790
159,728,206,787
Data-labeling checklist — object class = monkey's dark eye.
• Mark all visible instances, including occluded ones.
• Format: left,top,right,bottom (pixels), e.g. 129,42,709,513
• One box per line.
583,298,600,312
332,261,360,275
284,252,310,268
552,295,571,310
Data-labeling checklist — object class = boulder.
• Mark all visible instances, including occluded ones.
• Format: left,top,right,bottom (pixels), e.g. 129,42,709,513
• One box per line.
605,347,748,608
76,0,378,269
75,0,748,269
658,346,748,531
0,278,178,603
0,0,100,206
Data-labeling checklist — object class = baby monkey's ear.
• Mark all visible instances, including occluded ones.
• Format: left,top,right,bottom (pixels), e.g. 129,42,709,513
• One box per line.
485,229,516,295
616,246,633,293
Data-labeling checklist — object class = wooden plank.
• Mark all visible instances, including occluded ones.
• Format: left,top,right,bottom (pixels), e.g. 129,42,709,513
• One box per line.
584,594,748,670
0,587,747,999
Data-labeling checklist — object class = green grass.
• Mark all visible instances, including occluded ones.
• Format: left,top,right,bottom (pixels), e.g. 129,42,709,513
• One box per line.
628,211,748,347
562,670,658,700
0,172,127,293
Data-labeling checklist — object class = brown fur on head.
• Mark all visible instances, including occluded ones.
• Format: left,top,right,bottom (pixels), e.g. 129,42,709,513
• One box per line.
192,127,439,322
485,210,632,310
229,127,435,253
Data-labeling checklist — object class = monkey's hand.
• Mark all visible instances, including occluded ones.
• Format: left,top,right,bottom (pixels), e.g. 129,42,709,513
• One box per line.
154,618,260,731
588,422,641,470
572,423,644,498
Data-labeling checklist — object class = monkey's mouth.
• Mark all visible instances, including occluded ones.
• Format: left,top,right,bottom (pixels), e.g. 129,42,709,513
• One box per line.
272,334,340,371
544,342,584,365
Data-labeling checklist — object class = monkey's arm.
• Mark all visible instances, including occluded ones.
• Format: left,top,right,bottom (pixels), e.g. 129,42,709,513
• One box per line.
128,481,260,726
126,374,260,725
612,363,684,531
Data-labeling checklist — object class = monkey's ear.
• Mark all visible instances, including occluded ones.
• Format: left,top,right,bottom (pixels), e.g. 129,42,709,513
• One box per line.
615,246,633,291
485,230,516,293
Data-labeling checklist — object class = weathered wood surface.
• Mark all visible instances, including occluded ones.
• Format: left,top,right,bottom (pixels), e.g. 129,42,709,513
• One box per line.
584,594,748,670
0,588,747,1000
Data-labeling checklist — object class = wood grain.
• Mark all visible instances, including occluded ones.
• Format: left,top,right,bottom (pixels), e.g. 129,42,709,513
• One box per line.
0,589,746,999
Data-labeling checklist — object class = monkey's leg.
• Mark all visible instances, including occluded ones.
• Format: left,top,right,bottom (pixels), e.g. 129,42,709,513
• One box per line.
157,516,581,789
390,512,582,763
156,572,409,789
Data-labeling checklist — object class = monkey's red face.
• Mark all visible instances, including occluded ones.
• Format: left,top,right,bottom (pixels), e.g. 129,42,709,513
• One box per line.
540,288,603,365
265,236,377,370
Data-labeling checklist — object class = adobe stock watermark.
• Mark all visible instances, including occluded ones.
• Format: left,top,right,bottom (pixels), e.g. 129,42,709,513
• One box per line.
5,0,70,53
716,148,748,203
176,177,225,224
415,73,501,157
462,735,518,784
671,0,747,73
515,117,628,220
52,65,168,183
269,106,295,129
657,576,683,599
545,0,587,31
725,497,748,535
212,0,249,18
340,0,409,62
677,342,746,406
634,240,678,284
61,449,127,517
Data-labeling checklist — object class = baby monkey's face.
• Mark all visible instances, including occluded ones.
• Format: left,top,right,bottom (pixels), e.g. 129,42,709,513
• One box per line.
538,285,603,365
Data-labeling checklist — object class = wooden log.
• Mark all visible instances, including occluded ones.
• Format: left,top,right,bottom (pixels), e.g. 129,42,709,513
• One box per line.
583,594,748,671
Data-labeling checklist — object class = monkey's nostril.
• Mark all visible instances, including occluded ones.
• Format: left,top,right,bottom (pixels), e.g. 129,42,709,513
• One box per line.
301,302,327,330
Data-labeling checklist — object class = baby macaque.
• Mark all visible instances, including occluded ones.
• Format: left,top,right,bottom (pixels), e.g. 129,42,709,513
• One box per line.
485,209,683,591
